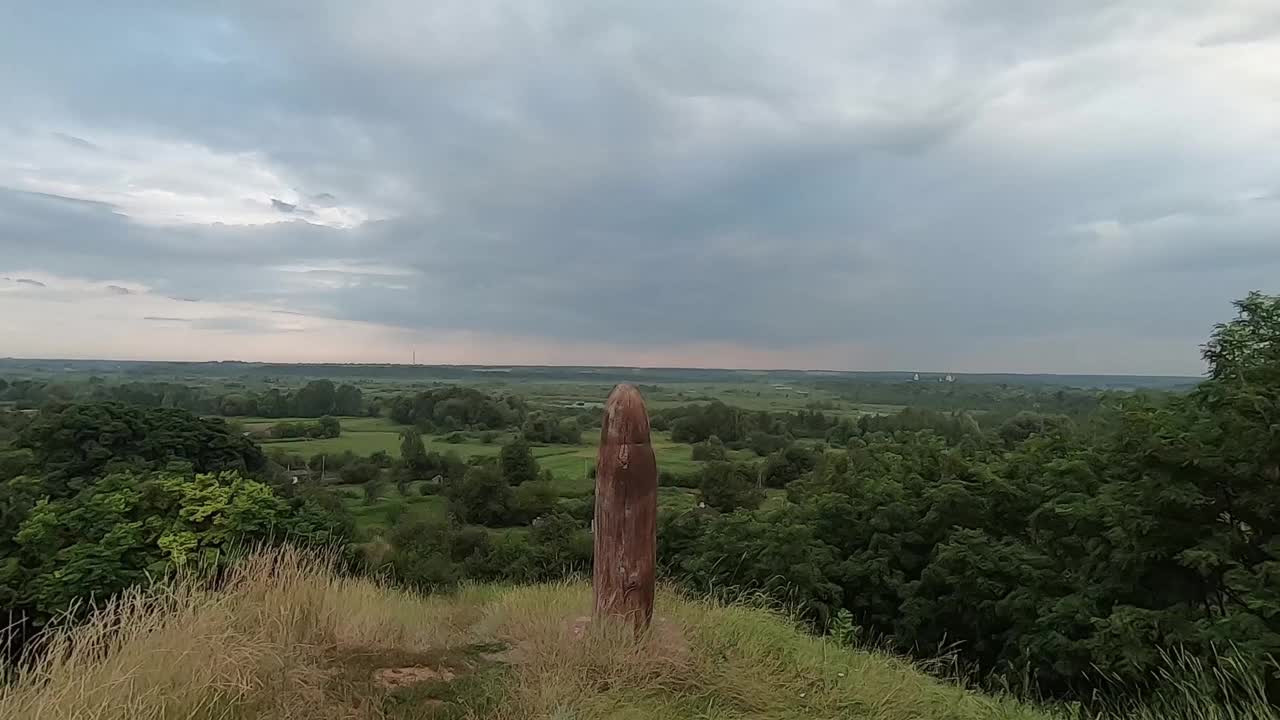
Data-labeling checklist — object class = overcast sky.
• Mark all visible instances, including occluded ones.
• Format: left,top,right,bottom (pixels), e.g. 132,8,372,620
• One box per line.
2,2,1277,374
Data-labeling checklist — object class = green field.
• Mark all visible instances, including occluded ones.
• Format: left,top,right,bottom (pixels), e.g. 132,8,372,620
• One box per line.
336,485,448,539
286,416,757,537
253,415,753,494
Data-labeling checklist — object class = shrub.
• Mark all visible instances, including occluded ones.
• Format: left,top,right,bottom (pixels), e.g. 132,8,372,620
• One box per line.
698,461,764,512
691,435,727,462
445,465,512,525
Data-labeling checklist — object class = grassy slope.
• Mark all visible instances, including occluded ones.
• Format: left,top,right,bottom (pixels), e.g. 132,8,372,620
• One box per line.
5,549,1267,720
0,549,1057,720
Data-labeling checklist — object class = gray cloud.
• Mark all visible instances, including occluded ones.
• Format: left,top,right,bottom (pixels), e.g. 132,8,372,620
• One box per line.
1,1,1278,373
189,316,296,333
12,278,47,288
104,284,131,295
51,131,101,151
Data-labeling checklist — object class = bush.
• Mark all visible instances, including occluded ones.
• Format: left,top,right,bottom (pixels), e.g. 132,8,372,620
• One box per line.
760,445,817,488
445,465,512,525
659,469,698,488
511,481,558,524
557,493,595,523
269,417,340,439
499,437,539,485
389,519,457,589
691,435,727,461
698,462,764,512
521,413,582,444
339,461,380,486
748,431,787,457
316,415,341,438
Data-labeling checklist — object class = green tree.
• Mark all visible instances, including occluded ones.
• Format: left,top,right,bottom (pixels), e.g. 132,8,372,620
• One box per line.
389,519,458,589
257,388,290,418
316,416,341,438
339,461,381,495
400,428,428,474
445,465,512,525
691,435,727,462
761,444,818,488
17,402,264,495
511,480,558,523
293,380,336,417
13,470,291,619
698,461,764,512
333,383,363,415
500,437,539,485
996,412,1072,446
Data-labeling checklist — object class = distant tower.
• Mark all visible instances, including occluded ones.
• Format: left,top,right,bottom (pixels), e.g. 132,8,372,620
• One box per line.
412,350,416,365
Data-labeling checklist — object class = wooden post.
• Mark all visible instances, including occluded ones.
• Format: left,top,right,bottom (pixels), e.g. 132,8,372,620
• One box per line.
593,383,658,633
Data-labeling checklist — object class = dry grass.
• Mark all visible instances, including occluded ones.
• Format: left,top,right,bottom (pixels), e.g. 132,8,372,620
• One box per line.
0,549,484,720
1,548,1271,720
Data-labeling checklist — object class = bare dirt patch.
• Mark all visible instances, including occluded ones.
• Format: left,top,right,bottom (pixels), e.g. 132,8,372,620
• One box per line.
373,666,457,689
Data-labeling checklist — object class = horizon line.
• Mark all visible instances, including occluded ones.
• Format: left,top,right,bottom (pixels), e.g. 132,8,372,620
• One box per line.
0,355,1205,381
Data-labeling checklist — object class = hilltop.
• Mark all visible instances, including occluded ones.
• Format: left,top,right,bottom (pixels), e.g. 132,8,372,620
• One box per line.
0,548,1056,720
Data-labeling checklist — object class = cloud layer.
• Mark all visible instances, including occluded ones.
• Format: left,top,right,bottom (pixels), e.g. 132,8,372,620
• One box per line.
2,1,1278,374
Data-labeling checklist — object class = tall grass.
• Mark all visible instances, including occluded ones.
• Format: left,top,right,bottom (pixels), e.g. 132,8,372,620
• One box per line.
0,548,481,720
1090,650,1279,720
1,548,1275,720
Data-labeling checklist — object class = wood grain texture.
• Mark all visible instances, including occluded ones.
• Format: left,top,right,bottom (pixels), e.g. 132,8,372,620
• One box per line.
592,383,658,633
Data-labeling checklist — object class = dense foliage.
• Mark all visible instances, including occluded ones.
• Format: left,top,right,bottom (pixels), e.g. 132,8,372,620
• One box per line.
499,437,539,485
0,403,348,629
264,416,341,439
387,386,526,431
387,512,591,590
660,293,1280,700
521,411,583,443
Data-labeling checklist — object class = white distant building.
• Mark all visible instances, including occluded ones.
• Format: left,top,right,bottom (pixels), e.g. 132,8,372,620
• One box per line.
945,374,955,382
912,373,920,381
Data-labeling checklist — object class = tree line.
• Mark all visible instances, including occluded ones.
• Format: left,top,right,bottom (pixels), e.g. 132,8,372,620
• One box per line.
0,377,367,418
659,294,1280,702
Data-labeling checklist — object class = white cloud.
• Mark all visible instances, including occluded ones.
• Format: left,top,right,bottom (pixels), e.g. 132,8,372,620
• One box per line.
0,127,372,227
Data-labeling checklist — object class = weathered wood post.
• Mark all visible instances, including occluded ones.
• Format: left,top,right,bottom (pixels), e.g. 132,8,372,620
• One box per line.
593,383,658,633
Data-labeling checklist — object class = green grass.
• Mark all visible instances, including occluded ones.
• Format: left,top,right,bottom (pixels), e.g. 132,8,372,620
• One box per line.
265,432,403,456
762,488,789,511
339,486,448,539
